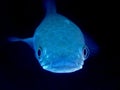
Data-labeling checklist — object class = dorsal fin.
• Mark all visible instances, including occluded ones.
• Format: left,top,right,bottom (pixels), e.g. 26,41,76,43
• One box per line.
43,0,56,15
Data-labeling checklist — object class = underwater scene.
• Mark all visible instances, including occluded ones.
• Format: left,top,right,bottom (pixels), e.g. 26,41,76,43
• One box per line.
0,0,117,90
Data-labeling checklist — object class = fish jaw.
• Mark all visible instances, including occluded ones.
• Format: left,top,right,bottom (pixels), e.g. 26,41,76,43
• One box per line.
39,52,85,73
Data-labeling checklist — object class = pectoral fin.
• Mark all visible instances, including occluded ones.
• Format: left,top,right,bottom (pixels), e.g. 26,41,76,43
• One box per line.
84,32,99,57
8,37,34,49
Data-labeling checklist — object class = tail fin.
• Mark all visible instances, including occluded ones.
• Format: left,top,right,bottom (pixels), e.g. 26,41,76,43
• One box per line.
43,0,56,15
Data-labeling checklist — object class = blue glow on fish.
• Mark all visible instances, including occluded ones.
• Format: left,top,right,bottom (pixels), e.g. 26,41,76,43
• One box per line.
8,0,90,73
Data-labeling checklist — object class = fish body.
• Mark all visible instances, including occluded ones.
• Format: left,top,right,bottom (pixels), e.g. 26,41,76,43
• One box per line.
8,0,90,73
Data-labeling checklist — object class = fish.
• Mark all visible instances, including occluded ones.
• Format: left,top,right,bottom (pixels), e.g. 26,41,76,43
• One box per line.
8,0,91,73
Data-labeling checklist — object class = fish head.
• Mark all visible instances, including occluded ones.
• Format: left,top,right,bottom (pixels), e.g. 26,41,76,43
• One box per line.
34,32,89,73
33,14,89,73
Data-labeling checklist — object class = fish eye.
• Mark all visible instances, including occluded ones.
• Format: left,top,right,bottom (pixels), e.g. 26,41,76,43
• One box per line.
83,46,89,59
38,47,42,58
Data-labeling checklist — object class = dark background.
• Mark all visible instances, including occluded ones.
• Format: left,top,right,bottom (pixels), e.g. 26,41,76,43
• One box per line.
0,0,118,90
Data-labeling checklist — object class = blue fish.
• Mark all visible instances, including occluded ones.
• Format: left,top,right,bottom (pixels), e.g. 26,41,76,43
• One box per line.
8,0,92,73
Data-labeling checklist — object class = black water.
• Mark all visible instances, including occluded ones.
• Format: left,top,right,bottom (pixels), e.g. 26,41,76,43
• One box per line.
0,0,118,90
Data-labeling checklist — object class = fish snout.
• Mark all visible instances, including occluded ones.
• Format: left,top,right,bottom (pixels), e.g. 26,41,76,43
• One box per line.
42,56,84,73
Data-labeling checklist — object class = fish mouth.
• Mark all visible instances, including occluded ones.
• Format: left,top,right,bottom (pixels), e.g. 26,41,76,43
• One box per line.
42,59,84,73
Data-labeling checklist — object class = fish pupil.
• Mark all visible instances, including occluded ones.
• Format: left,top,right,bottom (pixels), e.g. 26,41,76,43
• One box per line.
84,48,87,56
38,49,41,56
